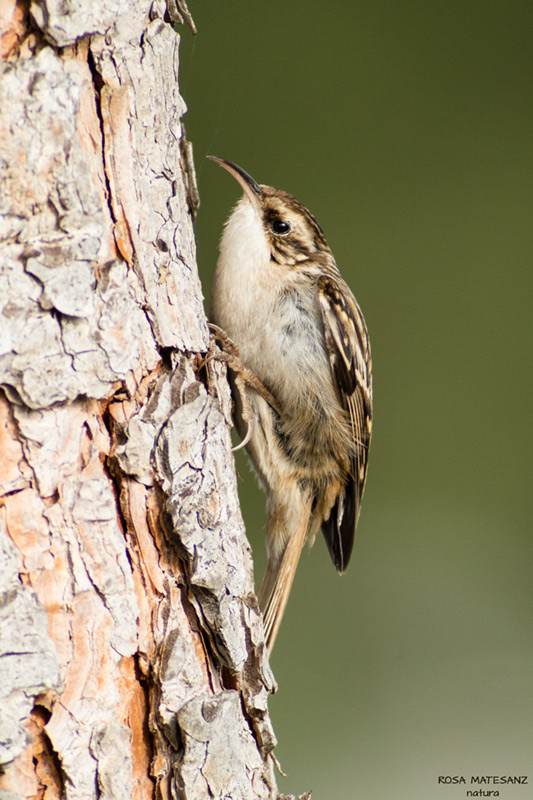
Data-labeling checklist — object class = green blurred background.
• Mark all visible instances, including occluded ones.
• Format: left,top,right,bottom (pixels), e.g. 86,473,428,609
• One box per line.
180,2,533,797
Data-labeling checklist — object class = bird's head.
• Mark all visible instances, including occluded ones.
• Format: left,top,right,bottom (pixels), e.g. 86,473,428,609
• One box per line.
208,156,331,270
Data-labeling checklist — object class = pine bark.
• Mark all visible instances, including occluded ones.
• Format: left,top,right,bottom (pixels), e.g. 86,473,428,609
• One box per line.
0,2,306,798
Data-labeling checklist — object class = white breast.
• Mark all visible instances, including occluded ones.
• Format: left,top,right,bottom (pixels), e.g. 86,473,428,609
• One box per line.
210,196,337,419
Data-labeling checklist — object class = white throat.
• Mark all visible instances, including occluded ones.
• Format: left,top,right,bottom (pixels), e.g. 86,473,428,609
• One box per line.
219,197,269,281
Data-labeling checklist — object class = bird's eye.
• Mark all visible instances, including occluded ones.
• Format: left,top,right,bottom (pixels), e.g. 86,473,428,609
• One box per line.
271,218,291,235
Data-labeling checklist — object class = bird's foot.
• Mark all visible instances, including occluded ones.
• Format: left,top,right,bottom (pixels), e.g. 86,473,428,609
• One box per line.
203,324,280,451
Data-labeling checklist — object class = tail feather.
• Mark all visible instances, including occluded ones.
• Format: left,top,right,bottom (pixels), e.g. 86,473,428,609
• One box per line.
258,514,310,653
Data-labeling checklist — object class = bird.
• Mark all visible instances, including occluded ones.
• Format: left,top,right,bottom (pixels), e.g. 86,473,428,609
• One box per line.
208,156,372,653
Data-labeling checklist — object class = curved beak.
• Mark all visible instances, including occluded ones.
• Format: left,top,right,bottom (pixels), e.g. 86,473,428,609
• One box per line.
207,156,262,208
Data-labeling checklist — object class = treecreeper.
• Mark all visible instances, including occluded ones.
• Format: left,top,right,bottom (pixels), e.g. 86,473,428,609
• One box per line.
209,156,372,653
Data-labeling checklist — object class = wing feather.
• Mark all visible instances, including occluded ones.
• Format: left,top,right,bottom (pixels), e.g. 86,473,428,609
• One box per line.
317,273,372,572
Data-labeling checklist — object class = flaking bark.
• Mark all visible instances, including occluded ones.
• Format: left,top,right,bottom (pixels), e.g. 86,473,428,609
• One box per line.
0,2,309,797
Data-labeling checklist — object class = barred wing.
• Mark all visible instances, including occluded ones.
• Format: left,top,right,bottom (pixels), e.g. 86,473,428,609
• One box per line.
317,274,372,572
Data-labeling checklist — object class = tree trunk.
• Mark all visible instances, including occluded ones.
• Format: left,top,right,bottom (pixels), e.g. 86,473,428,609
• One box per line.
0,2,306,797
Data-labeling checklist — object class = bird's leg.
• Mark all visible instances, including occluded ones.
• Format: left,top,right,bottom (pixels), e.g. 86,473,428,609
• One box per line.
204,324,281,452
207,325,281,412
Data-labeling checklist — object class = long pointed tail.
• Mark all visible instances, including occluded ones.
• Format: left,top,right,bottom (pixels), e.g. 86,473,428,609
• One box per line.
258,513,310,653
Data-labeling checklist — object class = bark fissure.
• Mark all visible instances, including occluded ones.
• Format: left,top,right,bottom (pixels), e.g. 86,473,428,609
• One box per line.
29,705,66,798
86,47,117,230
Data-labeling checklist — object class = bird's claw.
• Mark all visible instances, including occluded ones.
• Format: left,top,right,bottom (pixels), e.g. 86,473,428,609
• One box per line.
206,325,282,452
